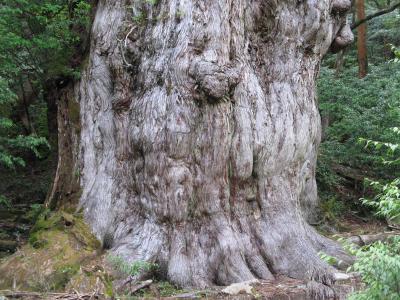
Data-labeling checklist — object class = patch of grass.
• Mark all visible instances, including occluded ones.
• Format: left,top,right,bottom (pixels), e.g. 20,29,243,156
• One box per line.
103,273,114,298
107,255,157,277
157,281,185,297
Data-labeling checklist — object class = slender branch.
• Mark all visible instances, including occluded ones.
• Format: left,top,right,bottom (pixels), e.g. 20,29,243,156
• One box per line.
351,2,400,29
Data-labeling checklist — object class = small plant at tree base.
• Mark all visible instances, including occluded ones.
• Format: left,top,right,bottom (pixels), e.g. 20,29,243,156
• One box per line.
318,251,339,266
26,204,50,224
157,281,186,297
107,254,157,277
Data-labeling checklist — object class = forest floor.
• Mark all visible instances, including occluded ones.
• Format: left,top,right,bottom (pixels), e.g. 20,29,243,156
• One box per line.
0,210,397,300
0,275,360,300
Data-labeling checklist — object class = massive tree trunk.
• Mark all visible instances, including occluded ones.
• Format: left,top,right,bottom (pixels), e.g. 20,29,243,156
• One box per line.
48,0,354,292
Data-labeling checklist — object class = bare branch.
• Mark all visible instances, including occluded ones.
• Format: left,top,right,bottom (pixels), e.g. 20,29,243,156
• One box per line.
351,1,400,29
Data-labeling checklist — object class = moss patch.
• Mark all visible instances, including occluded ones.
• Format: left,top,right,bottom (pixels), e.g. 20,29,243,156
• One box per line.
0,211,106,293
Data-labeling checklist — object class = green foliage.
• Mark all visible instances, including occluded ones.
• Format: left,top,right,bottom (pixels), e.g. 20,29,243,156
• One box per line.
52,264,80,290
0,194,12,209
0,77,49,169
348,237,400,300
317,63,400,204
362,178,400,220
318,251,338,266
26,203,48,223
318,63,400,169
28,210,59,248
145,0,159,5
359,129,400,221
0,0,91,81
318,9,400,205
390,45,400,63
107,255,157,277
157,281,185,297
0,0,91,202
348,131,400,299
319,197,346,223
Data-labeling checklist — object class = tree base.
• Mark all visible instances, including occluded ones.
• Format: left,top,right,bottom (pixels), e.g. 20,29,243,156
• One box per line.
111,201,353,289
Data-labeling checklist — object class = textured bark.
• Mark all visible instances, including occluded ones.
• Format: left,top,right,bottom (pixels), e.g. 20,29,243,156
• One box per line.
49,0,355,293
46,82,81,210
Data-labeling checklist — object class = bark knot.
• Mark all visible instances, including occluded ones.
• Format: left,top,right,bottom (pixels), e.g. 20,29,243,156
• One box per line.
189,58,243,102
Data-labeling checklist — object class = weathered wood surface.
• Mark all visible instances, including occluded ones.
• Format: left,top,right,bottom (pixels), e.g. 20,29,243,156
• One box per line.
48,0,354,296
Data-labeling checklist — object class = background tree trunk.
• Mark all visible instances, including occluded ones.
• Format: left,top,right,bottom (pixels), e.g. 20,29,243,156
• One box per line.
356,0,368,78
48,0,354,292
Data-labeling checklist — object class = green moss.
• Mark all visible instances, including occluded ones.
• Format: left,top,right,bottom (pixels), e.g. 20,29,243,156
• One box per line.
27,211,100,250
68,98,81,133
69,214,101,250
103,273,114,298
28,232,48,249
51,263,80,290
157,281,185,297
28,212,62,248
0,210,105,292
30,211,62,234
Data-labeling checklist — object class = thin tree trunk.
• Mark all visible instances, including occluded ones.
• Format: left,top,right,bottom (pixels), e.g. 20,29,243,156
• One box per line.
356,0,368,78
46,82,81,210
17,79,36,135
335,50,346,76
49,0,354,294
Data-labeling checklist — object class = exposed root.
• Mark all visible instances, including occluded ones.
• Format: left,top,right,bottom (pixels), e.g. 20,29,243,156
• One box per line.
307,281,336,300
107,212,350,291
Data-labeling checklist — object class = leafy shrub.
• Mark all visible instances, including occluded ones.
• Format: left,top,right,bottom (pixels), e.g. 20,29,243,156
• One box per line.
360,128,400,221
348,237,400,300
349,130,400,299
362,178,400,221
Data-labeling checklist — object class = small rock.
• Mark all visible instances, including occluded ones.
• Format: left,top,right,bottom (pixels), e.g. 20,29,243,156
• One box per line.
222,279,259,295
334,273,351,282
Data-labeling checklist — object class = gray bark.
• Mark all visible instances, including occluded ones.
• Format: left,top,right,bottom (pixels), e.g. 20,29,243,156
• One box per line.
49,0,354,292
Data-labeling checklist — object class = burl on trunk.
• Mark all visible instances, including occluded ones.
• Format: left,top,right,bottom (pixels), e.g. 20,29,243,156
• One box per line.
48,0,354,293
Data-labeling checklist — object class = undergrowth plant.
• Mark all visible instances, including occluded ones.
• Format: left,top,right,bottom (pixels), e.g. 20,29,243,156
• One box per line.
348,237,400,300
349,128,400,299
107,254,157,277
360,127,400,222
